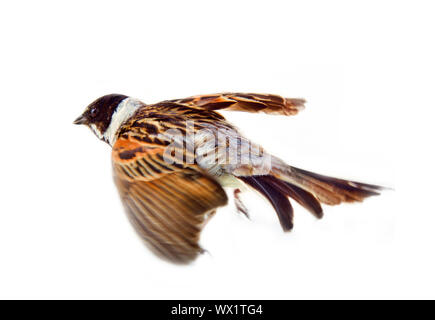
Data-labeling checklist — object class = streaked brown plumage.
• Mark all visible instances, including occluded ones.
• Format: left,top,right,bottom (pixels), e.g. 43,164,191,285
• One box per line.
74,92,383,263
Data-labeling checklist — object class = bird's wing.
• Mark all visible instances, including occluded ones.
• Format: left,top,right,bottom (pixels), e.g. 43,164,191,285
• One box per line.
167,92,305,116
112,137,228,264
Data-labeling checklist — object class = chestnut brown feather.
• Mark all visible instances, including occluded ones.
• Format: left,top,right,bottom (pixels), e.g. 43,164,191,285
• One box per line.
113,141,228,264
167,92,305,115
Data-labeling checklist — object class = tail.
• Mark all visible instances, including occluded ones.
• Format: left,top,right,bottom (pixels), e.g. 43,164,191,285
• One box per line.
239,166,383,231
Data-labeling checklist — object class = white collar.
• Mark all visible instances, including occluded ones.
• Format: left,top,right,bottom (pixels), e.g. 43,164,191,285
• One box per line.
104,97,142,146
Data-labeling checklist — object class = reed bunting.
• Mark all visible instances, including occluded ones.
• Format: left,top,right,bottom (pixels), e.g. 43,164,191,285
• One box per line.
74,93,383,263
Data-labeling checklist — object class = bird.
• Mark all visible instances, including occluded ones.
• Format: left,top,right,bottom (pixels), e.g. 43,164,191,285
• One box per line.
74,93,383,264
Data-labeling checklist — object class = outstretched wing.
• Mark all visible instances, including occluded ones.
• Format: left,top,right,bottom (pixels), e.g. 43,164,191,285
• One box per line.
112,137,228,264
168,92,305,116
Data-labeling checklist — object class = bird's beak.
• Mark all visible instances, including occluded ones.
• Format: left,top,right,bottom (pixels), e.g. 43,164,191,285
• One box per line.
73,114,87,125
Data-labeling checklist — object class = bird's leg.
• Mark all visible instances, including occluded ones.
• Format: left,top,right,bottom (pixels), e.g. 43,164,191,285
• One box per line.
234,188,250,219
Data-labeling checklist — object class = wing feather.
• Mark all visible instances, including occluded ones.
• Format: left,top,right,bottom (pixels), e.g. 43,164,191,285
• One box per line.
168,92,305,116
112,137,227,264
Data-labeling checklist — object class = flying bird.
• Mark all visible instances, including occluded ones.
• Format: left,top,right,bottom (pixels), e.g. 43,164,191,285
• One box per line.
74,93,383,263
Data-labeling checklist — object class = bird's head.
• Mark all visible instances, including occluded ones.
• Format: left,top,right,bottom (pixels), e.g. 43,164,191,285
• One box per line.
74,94,142,145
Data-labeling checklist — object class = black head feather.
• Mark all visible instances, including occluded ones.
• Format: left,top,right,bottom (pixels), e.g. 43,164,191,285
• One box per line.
74,93,128,137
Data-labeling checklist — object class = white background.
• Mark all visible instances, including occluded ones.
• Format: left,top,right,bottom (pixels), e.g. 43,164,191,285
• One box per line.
0,1,433,299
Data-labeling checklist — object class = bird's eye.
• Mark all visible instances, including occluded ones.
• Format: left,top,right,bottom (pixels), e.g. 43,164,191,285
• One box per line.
90,108,98,118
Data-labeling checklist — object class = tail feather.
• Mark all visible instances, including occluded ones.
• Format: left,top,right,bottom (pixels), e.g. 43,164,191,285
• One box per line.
260,175,324,219
275,166,383,205
239,176,294,231
238,166,384,231
282,182,324,218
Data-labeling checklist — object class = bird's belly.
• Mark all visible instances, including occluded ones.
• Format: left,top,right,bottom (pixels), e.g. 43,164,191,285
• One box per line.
214,174,246,189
